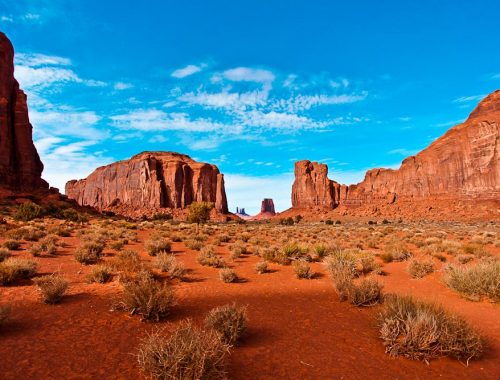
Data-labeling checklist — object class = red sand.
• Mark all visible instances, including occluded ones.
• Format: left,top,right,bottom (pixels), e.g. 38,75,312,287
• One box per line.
0,229,498,379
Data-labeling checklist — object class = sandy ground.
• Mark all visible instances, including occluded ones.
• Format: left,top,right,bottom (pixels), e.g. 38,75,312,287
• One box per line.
0,224,499,380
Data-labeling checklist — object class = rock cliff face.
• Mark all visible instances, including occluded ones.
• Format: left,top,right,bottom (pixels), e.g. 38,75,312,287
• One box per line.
65,152,228,217
0,32,48,192
291,90,500,217
260,198,276,214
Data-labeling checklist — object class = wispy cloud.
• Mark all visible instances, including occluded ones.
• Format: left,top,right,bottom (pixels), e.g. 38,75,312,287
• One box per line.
171,64,205,78
222,67,275,84
453,94,486,103
114,81,133,90
388,148,418,156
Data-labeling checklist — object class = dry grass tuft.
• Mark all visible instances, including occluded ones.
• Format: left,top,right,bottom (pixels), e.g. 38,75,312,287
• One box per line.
379,294,484,363
408,259,434,279
154,253,186,279
119,273,175,321
255,261,268,274
86,265,112,283
444,260,499,302
293,260,313,279
34,274,69,304
205,303,248,345
0,258,38,285
219,268,238,283
137,320,228,380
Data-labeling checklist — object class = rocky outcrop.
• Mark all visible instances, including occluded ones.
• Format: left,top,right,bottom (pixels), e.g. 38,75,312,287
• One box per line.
65,152,228,217
0,32,48,192
250,198,277,220
291,90,500,218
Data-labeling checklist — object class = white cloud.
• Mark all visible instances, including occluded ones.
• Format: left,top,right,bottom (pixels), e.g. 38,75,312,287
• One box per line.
114,81,133,90
110,109,237,133
171,64,205,78
16,53,72,67
179,89,268,110
30,108,106,140
453,94,486,103
1,15,14,22
224,172,294,214
35,137,111,192
223,67,275,84
388,148,418,156
272,92,368,112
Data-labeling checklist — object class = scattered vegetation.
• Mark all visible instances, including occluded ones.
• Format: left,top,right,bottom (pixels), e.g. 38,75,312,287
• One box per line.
255,261,268,274
145,238,172,256
219,268,238,283
119,273,175,321
187,202,213,225
154,253,186,279
205,303,248,345
408,259,434,279
86,265,112,283
0,258,37,285
74,241,105,264
34,274,69,304
379,294,484,363
444,260,500,302
293,260,313,279
137,320,228,380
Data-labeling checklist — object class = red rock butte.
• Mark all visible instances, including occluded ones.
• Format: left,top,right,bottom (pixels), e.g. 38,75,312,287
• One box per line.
291,90,500,220
0,32,48,193
65,151,228,218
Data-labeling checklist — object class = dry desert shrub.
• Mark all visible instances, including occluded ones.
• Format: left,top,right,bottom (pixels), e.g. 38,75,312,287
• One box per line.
2,239,21,251
185,239,203,251
255,261,268,274
119,273,175,321
346,277,384,306
197,247,226,268
408,259,435,279
0,258,37,285
108,249,144,273
461,243,489,258
154,253,186,280
457,254,474,264
0,248,10,262
379,294,484,363
137,320,228,380
444,260,499,302
293,260,313,279
74,240,105,264
205,303,248,345
34,274,69,304
86,265,112,283
219,268,237,283
145,238,172,256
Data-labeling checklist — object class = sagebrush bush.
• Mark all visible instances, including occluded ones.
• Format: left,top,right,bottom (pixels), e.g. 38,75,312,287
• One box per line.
197,247,226,268
120,274,175,321
293,260,313,279
154,253,186,279
74,241,105,264
408,259,434,279
346,277,383,306
0,258,37,285
3,240,21,251
383,243,412,262
86,265,112,283
0,248,10,262
137,320,228,379
34,274,69,304
108,249,143,273
219,268,237,283
205,303,248,345
379,294,484,363
14,201,42,221
145,238,172,256
255,261,268,274
444,261,499,302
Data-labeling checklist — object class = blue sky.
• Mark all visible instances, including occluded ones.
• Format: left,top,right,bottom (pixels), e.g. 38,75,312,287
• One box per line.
1,0,499,214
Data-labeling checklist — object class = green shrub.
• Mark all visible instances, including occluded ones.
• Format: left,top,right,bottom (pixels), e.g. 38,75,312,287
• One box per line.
14,201,42,221
205,303,248,345
137,320,228,379
379,295,484,362
187,202,213,225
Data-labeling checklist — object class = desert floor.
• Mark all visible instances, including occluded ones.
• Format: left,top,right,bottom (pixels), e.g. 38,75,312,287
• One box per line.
0,217,498,379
